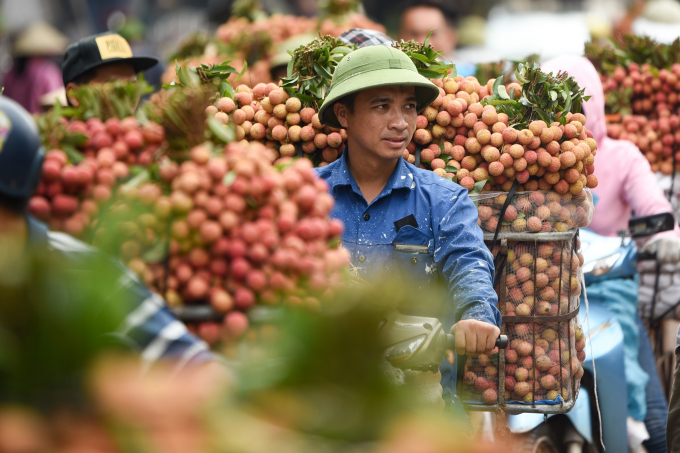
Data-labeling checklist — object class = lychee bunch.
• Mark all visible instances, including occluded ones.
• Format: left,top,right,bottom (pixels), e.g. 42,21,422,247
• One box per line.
498,238,583,319
475,190,593,234
134,142,349,345
206,84,347,166
29,116,166,237
407,74,598,194
600,63,680,175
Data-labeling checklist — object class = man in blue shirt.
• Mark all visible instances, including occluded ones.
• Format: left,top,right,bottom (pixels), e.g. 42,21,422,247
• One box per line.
316,45,501,405
0,94,216,374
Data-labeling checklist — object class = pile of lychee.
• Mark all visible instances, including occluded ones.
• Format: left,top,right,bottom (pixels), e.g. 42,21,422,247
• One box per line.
475,190,592,234
607,113,680,175
601,63,680,175
28,116,166,237
207,84,347,166
408,75,599,194
132,142,349,345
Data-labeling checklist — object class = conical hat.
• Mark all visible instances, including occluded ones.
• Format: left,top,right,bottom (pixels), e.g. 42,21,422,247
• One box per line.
14,21,68,57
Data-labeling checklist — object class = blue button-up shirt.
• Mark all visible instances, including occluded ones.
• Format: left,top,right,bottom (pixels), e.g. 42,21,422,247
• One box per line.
316,151,501,400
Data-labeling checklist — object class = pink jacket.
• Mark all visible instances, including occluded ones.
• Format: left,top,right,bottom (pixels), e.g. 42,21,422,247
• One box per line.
542,56,679,239
3,58,63,114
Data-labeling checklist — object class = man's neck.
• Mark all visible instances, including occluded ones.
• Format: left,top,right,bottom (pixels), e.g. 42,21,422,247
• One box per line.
345,140,399,205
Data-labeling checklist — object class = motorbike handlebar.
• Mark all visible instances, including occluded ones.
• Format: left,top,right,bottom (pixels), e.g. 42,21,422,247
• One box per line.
446,334,508,351
638,250,657,261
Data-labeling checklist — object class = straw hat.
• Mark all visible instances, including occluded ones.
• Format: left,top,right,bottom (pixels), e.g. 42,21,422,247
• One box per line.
13,20,68,57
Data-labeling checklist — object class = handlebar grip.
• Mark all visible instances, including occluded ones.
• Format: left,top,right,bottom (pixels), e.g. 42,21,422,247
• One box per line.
638,250,657,261
496,335,509,349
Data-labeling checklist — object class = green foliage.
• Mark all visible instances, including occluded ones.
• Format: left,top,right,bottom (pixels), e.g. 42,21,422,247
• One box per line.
483,61,590,129
281,33,454,110
585,35,680,73
317,0,361,24
65,76,153,121
231,0,267,22
34,104,86,163
147,60,242,150
281,35,355,109
0,243,130,409
168,33,212,62
474,54,539,85
392,31,455,80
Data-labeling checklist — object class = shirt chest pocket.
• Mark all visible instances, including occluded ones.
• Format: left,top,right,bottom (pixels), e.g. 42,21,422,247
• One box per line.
390,226,438,289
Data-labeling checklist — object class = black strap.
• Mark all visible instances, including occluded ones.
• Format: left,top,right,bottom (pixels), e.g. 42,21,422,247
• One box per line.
650,259,661,327
296,142,303,158
493,244,507,289
669,145,677,203
414,143,422,167
490,179,520,257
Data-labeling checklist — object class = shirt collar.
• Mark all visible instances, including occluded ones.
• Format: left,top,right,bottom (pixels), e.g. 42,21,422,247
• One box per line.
330,149,416,194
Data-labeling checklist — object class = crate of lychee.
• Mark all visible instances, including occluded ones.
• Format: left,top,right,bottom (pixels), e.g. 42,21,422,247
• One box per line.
439,62,596,413
454,188,590,413
456,226,587,413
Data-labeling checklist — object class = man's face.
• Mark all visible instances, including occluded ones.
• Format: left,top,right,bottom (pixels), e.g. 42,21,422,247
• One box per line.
399,6,455,56
334,85,417,161
66,62,137,107
90,62,137,83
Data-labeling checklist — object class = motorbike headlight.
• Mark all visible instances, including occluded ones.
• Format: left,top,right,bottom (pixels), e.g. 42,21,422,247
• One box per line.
582,252,621,276
383,334,427,364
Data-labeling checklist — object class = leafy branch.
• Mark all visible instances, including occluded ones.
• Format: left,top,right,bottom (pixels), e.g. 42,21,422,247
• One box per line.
483,61,589,129
146,60,242,151
586,35,680,73
65,76,153,121
34,103,86,163
281,35,355,109
391,31,455,79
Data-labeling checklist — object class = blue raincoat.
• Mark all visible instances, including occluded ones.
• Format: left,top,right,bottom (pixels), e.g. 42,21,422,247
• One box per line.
316,151,501,401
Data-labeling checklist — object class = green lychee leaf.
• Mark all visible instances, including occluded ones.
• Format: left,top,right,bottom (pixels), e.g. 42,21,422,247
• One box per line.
223,171,237,186
424,29,432,48
471,179,487,194
445,165,459,173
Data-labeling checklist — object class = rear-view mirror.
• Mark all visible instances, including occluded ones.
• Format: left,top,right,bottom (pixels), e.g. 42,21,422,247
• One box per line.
628,212,675,238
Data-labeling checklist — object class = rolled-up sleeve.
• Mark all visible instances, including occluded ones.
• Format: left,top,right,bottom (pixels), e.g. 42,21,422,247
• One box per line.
433,191,501,328
111,267,215,371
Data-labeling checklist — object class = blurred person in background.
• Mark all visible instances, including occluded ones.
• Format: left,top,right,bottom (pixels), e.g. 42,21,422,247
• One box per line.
542,55,680,453
0,94,220,375
3,21,67,114
61,32,158,106
398,1,476,77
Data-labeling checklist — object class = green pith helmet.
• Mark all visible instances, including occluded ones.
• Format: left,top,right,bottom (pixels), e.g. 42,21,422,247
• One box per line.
318,46,440,128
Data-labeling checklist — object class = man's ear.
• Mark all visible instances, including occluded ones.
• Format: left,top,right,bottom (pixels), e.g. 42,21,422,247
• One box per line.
65,82,79,107
334,102,350,129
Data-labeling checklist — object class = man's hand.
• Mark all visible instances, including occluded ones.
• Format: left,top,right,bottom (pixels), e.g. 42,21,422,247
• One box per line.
449,319,501,357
